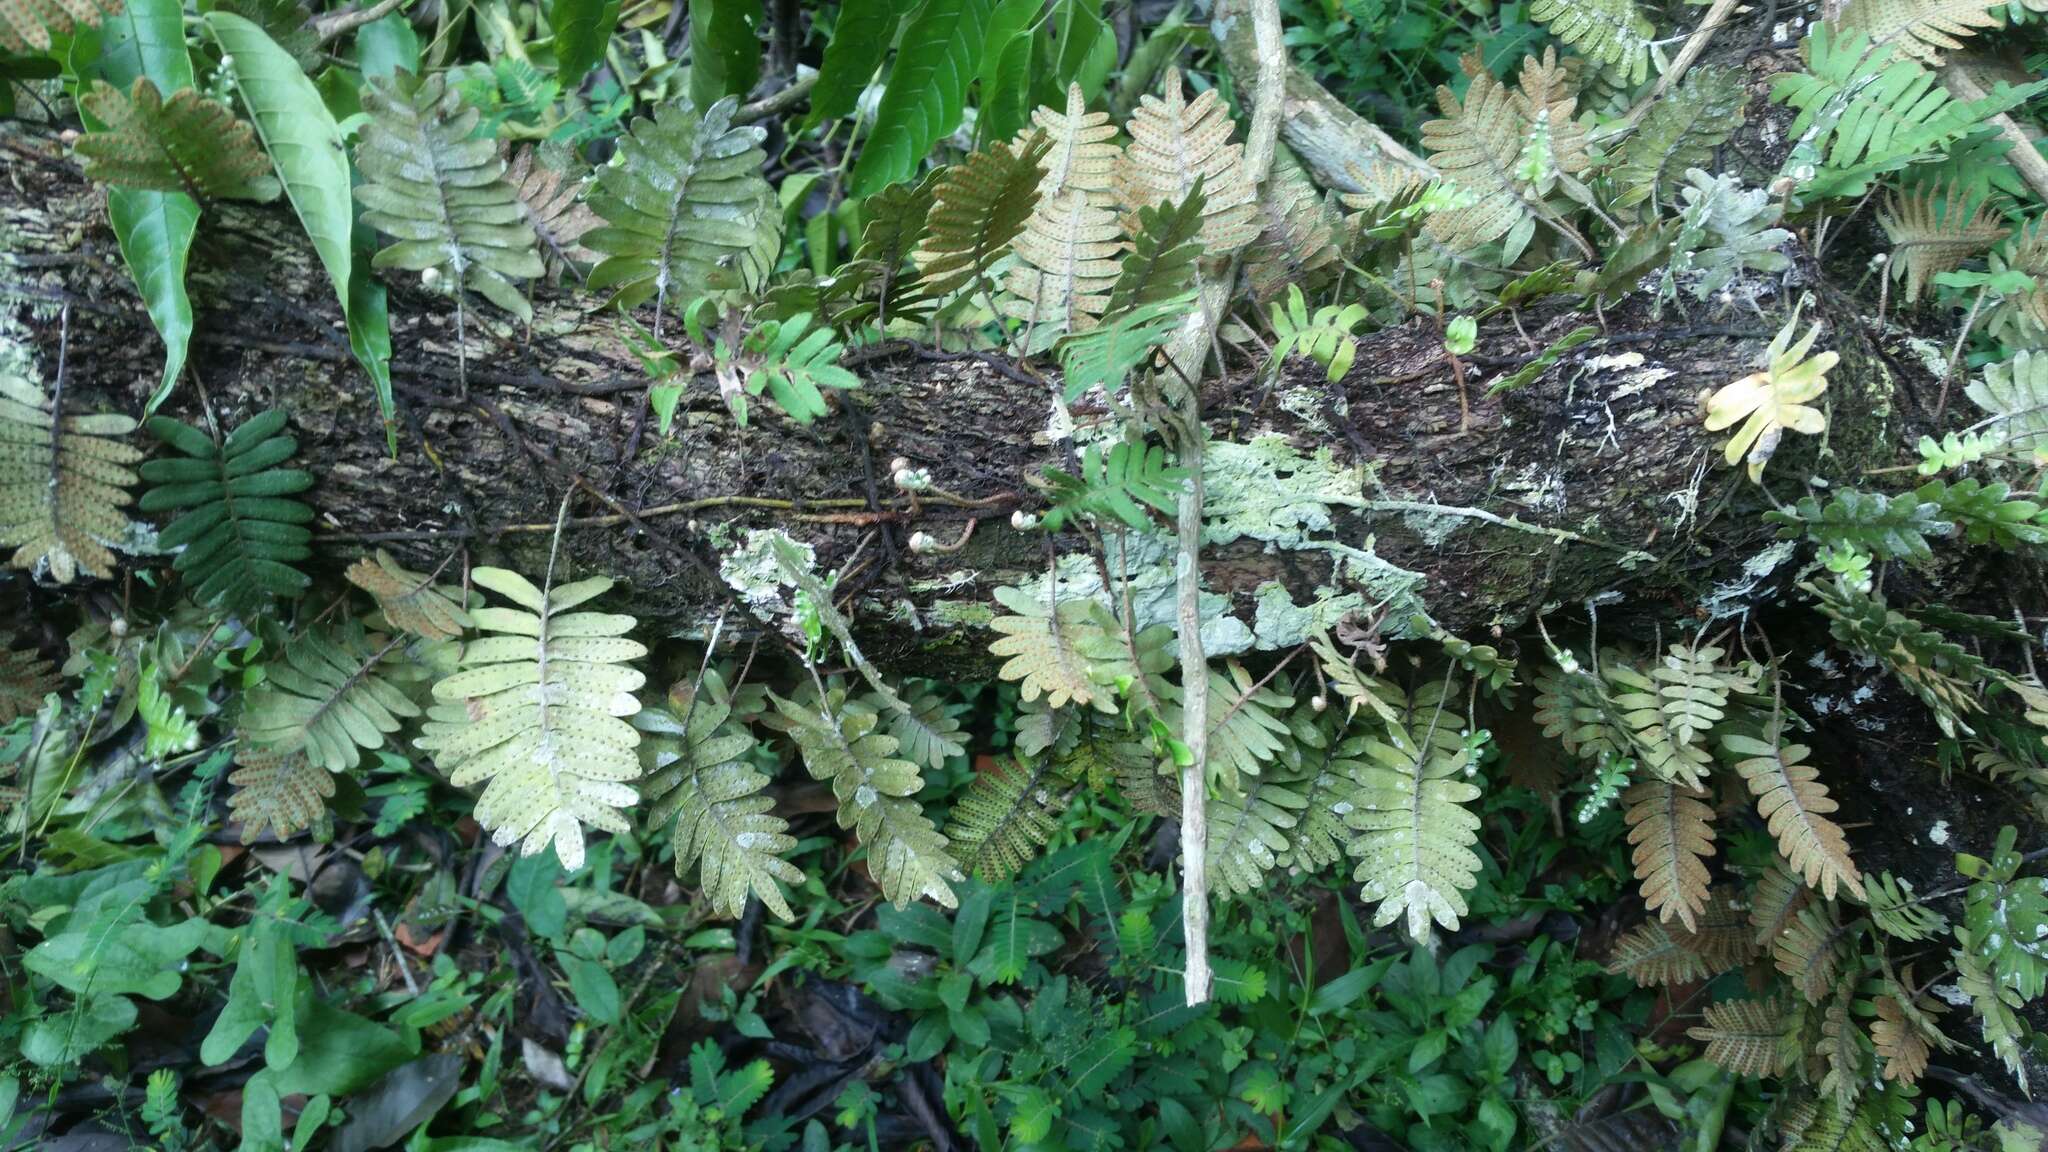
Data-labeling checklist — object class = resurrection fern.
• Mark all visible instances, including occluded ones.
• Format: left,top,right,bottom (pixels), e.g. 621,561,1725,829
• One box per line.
1990,219,2048,342
0,0,112,53
1163,661,1296,793
1208,773,1309,899
226,746,331,842
238,623,422,772
1765,488,1951,564
1810,579,1987,736
1599,650,1721,789
1612,68,1747,208
946,757,1073,882
0,370,141,584
1836,0,2005,63
1347,679,1483,944
1528,0,1653,84
505,148,601,276
0,635,56,724
73,80,279,202
1269,285,1368,382
139,410,314,609
851,173,937,319
1688,999,1791,1078
1966,351,2048,463
987,584,1117,712
1242,146,1343,302
1605,903,1749,986
1282,725,1372,872
1722,726,1863,900
1879,183,2009,305
913,133,1050,299
1040,441,1184,533
884,685,966,772
1026,84,1120,204
344,550,473,641
416,567,647,871
1704,311,1835,483
1872,992,1935,1084
1117,69,1257,253
1003,189,1122,350
639,672,801,921
1623,778,1716,931
1865,871,1948,941
1774,902,1850,1004
585,96,772,318
1423,51,1589,260
357,71,544,321
765,686,960,907
1054,290,1199,399
1750,861,1811,950
1667,171,1792,302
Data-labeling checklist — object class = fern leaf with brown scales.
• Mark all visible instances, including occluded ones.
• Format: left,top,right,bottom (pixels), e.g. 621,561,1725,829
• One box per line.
1835,0,2006,64
1688,999,1792,1078
1510,49,1592,198
946,756,1074,882
1243,146,1344,304
1003,190,1123,351
505,148,601,277
0,370,142,584
1529,0,1654,84
345,550,474,641
73,80,279,203
1872,994,1932,1084
1117,68,1258,254
1606,885,1752,985
0,636,55,725
1623,777,1716,931
1774,901,1851,1004
227,746,332,843
1722,727,1864,900
0,0,117,53
1024,83,1121,205
1879,183,2009,305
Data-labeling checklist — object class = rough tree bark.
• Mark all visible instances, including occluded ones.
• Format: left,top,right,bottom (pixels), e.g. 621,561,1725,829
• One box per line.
0,120,1928,678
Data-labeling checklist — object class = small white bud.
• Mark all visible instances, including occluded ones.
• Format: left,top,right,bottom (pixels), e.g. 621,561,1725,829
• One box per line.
1010,509,1040,531
908,531,937,553
1311,694,1328,713
422,266,443,288
888,456,911,475
109,616,129,639
893,467,931,491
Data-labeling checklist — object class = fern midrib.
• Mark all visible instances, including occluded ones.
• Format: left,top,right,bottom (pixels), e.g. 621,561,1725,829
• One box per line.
291,632,404,748
963,760,1062,875
653,115,717,329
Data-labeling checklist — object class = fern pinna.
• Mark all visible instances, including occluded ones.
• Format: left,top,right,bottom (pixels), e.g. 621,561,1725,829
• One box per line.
139,410,315,609
0,369,141,584
417,566,648,871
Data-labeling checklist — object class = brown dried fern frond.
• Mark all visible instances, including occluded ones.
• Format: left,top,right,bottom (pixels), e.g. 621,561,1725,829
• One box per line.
506,147,602,277
1723,727,1864,901
1003,190,1124,351
1623,777,1716,931
1243,146,1344,303
1117,68,1258,254
1688,998,1792,1078
345,549,474,641
1879,182,2009,305
0,371,142,584
0,636,56,725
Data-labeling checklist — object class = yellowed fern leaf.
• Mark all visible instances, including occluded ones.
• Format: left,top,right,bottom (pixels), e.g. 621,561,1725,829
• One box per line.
1688,998,1790,1077
0,372,142,583
227,746,332,843
1003,190,1123,350
1624,777,1716,931
1835,0,2005,63
1723,729,1864,900
345,549,474,641
1118,68,1258,254
1025,83,1121,205
1873,995,1932,1084
1511,48,1590,191
1879,183,2009,304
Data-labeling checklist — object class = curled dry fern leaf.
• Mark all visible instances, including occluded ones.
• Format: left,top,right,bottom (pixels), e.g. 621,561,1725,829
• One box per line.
417,567,647,871
73,79,279,202
1722,728,1863,900
639,672,802,920
344,550,473,641
239,623,423,773
139,410,313,608
946,756,1073,882
1624,778,1716,931
1118,68,1257,253
1348,679,1483,944
0,370,141,583
1879,183,2009,304
585,96,772,317
0,635,56,725
226,746,331,843
1529,0,1653,84
357,71,544,321
914,132,1050,299
1688,999,1791,1078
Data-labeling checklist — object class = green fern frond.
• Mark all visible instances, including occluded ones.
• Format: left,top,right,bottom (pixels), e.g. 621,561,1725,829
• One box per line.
1865,871,1949,941
1612,68,1747,208
946,756,1074,882
1348,678,1483,944
1966,351,2048,464
1955,935,2030,1094
1916,477,2048,548
238,622,423,773
1421,50,1589,260
884,684,966,772
1054,289,1199,400
1809,578,1988,737
1041,441,1185,533
913,132,1051,299
73,79,279,202
585,96,773,317
639,671,802,920
139,410,313,608
0,370,141,584
417,567,647,871
987,584,1119,713
730,312,859,426
1765,488,1952,563
1529,0,1653,84
1208,773,1308,899
1778,1097,1887,1152
1879,182,2009,304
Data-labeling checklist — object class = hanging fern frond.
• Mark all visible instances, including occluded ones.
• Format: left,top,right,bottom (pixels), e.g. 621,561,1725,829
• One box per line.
416,566,647,872
1422,50,1589,260
765,685,961,907
0,371,141,584
1818,990,1868,1111
73,79,279,202
1882,184,2010,307
226,746,331,843
1162,661,1296,793
1054,289,1200,399
1528,0,1653,84
1751,860,1811,951
1810,579,1987,737
1872,993,1934,1084
946,756,1074,882
239,623,422,773
639,672,802,921
1612,69,1747,208
0,636,56,725
1607,887,1752,984
1624,778,1716,931
505,147,601,276
1242,146,1343,303
1688,999,1791,1078
1722,728,1863,900
1283,727,1371,872
987,584,1118,713
1208,773,1309,899
1117,68,1257,253
356,71,544,321
0,0,114,54
1600,658,1714,790
344,550,473,641
138,410,314,609
913,132,1051,299
585,96,773,317
1835,0,2005,64
1347,678,1483,944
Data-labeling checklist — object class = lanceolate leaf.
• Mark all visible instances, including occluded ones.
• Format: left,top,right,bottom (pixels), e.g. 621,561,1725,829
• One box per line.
807,0,906,127
688,0,763,111
550,0,620,87
139,409,315,609
850,0,994,196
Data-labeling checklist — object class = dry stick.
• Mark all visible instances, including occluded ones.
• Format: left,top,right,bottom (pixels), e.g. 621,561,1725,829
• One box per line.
312,0,407,45
1594,0,1742,142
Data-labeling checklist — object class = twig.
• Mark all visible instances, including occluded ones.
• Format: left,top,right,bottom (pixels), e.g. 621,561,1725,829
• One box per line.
313,0,407,45
1595,0,1742,141
733,70,819,125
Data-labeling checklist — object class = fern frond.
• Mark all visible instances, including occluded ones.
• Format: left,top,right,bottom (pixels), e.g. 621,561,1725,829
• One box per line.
138,410,313,609
1836,0,2005,64
1284,727,1371,872
987,584,1117,713
226,746,330,843
1269,285,1368,382
885,685,966,772
417,567,647,871
1774,901,1850,1004
1164,661,1295,793
1607,887,1752,984
1777,1099,1887,1152
1055,289,1200,399
1601,655,1715,789
0,371,141,584
1810,579,1986,737
357,71,544,320
947,756,1073,882
1955,938,2029,1094
1818,989,1868,1111
1041,440,1184,532
1026,82,1120,205
1624,777,1716,931
1872,993,1934,1084
1243,146,1343,303
1613,69,1747,208
1722,728,1863,900
1348,678,1483,944
73,79,279,202
1422,50,1588,259
766,686,961,907
1118,68,1258,253
1208,773,1309,899
344,549,473,641
1879,183,2008,305
1003,190,1123,350
1529,0,1653,84
0,0,114,53
1966,350,2048,464
585,96,772,316
1688,999,1792,1078
239,623,422,772
1990,218,2048,343
1765,487,1951,563
0,636,56,725
913,132,1050,299
505,148,600,276
639,672,802,920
